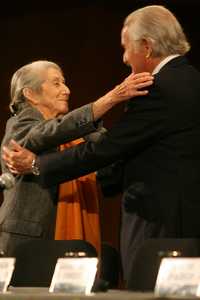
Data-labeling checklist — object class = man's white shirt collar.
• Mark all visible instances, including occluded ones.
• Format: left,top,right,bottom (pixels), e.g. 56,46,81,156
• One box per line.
152,54,180,75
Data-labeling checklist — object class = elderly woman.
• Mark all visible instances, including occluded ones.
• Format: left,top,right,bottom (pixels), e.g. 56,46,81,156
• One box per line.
0,60,152,256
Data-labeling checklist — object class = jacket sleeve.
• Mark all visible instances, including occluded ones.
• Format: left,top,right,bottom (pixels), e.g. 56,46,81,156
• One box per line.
13,104,101,153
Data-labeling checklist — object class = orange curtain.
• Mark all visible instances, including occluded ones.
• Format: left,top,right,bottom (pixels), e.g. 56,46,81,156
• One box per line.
55,138,101,254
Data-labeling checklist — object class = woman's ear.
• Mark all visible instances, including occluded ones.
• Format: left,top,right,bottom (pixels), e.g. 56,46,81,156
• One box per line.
22,87,38,105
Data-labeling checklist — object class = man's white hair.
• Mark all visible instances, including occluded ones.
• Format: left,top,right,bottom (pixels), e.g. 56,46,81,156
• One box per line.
123,5,190,57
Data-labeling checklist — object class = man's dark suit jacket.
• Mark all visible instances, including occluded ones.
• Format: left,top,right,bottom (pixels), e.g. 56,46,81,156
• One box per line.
39,55,200,275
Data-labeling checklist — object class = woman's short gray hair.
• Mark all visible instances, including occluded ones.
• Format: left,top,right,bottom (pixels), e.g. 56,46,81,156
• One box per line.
10,60,62,114
123,5,190,57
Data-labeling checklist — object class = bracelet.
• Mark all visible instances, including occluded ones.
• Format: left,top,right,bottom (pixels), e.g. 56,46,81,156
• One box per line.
31,158,40,176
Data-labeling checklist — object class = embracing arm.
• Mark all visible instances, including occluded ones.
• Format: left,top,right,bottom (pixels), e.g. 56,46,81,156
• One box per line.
9,72,153,153
3,84,166,184
2,74,158,177
37,85,167,186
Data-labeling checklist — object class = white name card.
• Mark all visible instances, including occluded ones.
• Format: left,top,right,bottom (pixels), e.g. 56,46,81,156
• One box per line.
49,257,98,294
0,258,15,292
155,258,200,297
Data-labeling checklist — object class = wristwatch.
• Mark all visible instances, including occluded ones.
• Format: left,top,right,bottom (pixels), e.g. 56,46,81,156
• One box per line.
31,157,40,176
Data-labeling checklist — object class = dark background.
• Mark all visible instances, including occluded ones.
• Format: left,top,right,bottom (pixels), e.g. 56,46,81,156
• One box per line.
0,0,199,245
0,0,199,134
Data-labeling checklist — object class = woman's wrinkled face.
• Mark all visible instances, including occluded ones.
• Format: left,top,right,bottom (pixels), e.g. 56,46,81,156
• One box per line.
34,67,71,118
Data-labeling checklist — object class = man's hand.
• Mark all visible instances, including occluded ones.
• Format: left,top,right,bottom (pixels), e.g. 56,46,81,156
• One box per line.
2,140,36,175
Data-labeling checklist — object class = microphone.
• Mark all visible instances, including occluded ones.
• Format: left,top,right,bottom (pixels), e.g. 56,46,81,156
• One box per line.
0,173,15,191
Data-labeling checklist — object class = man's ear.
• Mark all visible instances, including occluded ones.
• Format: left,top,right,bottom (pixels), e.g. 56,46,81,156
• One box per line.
142,38,152,59
22,87,38,105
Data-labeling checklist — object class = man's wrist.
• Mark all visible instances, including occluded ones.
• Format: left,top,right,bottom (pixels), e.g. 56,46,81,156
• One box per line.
31,157,40,176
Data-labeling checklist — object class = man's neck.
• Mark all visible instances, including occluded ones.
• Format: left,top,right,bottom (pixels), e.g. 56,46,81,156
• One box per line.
147,56,166,74
152,54,180,75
